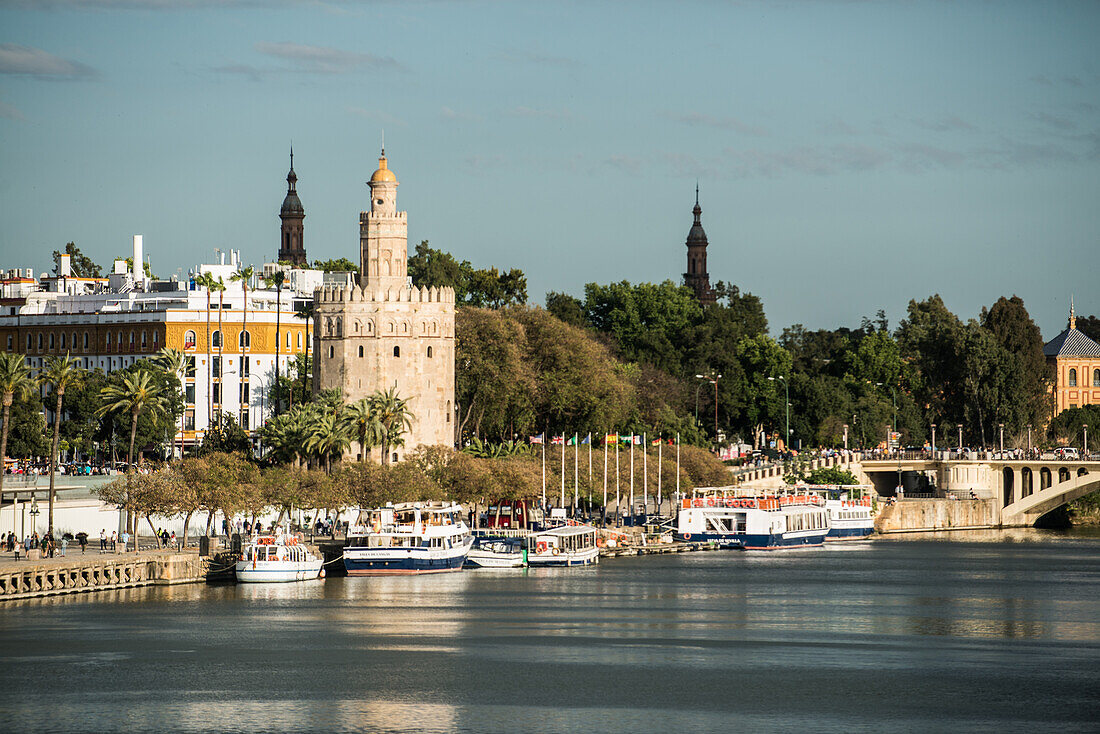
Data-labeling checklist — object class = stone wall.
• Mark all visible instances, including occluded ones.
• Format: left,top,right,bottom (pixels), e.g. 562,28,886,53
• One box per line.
874,499,997,533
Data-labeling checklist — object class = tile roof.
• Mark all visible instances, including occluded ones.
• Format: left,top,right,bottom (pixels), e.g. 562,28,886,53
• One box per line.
1044,328,1100,357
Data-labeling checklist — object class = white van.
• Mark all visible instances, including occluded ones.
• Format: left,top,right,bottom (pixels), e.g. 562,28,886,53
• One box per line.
1053,447,1080,460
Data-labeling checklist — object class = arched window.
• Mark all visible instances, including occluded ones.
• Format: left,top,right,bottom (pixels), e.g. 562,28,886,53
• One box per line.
129,331,135,347
367,321,373,334
83,332,89,349
26,334,32,350
285,331,290,349
152,331,159,346
105,332,111,347
1094,368,1100,387
49,333,55,350
328,346,335,359
297,331,302,349
59,333,66,350
358,345,364,358
336,317,342,337
184,330,196,350
1069,368,1077,387
238,330,250,349
393,346,400,358
140,330,147,347
37,333,43,350
211,330,222,348
5,335,10,351
427,346,433,358
71,332,77,351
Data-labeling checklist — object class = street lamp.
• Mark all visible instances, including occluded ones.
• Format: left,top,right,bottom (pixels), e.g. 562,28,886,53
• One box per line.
999,423,1004,455
29,497,40,533
768,376,790,451
1027,424,1032,454
931,423,936,458
842,423,849,451
1085,424,1089,456
957,424,963,451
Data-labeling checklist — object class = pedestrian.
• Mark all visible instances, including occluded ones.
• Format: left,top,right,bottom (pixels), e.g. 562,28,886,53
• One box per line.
13,538,20,561
170,530,177,548
60,536,68,557
121,530,129,552
99,528,106,552
77,532,87,554
110,530,117,551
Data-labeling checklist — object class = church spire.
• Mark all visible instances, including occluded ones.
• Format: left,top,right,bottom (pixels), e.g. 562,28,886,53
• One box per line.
684,184,715,305
1070,295,1077,330
279,146,306,266
287,145,297,189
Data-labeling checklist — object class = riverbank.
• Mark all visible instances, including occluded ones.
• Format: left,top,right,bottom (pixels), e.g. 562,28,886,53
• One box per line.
0,549,207,601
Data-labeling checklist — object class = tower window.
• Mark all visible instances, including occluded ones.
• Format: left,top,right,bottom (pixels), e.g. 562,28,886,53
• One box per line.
5,335,10,351
329,346,335,359
1094,369,1100,387
184,330,196,350
212,330,222,348
427,346,433,358
393,346,400,357
239,330,250,349
83,332,89,349
358,345,364,358
1069,368,1077,387
49,333,54,350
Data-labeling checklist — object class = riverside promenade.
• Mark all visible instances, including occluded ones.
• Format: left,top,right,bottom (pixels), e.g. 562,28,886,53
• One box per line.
0,547,209,601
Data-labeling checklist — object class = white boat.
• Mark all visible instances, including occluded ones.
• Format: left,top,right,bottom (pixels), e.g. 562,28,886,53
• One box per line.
824,496,875,541
343,502,473,575
676,489,830,549
527,521,599,566
235,533,324,583
466,533,527,568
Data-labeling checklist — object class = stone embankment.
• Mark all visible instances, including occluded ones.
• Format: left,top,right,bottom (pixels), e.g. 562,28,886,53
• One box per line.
874,499,997,534
0,550,208,601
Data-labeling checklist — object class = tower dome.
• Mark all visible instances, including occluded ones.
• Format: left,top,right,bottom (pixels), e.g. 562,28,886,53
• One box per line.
370,154,397,184
281,149,304,215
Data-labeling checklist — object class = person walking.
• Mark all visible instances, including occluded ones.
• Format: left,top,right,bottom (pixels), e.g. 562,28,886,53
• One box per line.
99,529,106,553
13,537,21,561
110,530,116,551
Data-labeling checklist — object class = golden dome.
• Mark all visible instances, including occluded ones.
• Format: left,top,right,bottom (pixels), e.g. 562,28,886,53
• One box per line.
370,156,397,184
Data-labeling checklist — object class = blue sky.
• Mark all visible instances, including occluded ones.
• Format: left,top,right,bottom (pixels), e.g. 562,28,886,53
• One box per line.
1,0,1098,339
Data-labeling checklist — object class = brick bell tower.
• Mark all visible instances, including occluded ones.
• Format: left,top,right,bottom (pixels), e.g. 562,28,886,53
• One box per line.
279,147,307,266
684,184,716,305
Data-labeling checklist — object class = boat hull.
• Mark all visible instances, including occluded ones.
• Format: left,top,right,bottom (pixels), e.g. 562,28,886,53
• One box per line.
825,525,874,541
527,546,599,566
465,550,526,568
676,530,828,550
343,545,470,576
234,560,324,583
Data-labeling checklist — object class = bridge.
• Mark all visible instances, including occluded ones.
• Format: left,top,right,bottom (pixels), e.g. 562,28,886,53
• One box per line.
736,451,1099,528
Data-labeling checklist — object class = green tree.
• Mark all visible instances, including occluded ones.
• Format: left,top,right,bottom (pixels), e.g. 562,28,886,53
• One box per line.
52,242,103,277
96,369,166,551
41,353,84,533
371,387,415,466
200,412,252,455
312,257,358,272
1048,406,1100,449
340,398,383,462
455,307,536,439
408,241,470,299
0,354,38,498
231,266,256,388
153,347,187,457
981,295,1054,429
545,291,587,328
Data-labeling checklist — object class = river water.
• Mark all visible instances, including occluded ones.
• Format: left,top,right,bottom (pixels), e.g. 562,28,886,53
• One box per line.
2,530,1099,733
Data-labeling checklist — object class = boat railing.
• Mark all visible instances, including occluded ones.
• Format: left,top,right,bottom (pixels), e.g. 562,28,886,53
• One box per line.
681,495,826,510
472,528,530,538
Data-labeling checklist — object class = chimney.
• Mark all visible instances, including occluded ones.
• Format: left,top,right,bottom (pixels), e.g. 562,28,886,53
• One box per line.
59,253,72,278
133,235,144,284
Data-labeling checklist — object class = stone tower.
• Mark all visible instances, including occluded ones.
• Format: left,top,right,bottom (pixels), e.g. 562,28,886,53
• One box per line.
314,148,456,463
279,148,307,266
684,185,716,305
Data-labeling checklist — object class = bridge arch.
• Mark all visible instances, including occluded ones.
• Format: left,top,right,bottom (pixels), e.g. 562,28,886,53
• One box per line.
1022,466,1034,497
1079,468,1089,478
1041,467,1052,491
1003,467,1014,507
1059,467,1071,483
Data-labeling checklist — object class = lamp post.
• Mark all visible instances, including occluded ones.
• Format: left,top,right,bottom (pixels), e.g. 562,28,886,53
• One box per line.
29,497,40,534
1085,424,1089,456
999,423,1004,455
931,423,936,459
768,376,790,451
957,424,963,451
843,423,849,451
1027,424,1032,454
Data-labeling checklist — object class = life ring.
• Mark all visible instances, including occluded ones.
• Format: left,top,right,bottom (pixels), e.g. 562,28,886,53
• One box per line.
536,541,548,553
684,533,692,541
552,548,560,556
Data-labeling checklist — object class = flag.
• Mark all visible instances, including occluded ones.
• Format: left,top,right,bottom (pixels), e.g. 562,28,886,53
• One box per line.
581,435,591,444
567,435,577,446
667,438,675,445
633,435,643,445
605,433,618,445
551,435,565,445
620,435,633,445
651,438,661,446
529,434,544,445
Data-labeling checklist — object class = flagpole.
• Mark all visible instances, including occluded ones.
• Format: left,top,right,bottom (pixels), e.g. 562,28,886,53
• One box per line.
573,432,579,512
658,436,662,516
603,433,608,526
615,438,620,526
560,435,565,510
629,434,634,527
587,432,593,516
675,432,680,507
541,436,546,512
643,431,648,522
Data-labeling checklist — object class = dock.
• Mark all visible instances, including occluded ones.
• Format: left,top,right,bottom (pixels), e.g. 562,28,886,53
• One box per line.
0,550,209,601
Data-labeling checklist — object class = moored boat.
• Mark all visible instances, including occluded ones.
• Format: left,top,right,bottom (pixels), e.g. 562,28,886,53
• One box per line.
466,533,527,568
823,496,875,541
343,502,473,575
527,521,599,566
676,489,830,549
235,533,324,583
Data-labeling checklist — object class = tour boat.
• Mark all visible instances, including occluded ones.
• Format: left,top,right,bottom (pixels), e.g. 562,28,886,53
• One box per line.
235,533,324,583
526,521,599,566
343,502,473,575
466,533,528,568
823,496,875,541
676,489,830,549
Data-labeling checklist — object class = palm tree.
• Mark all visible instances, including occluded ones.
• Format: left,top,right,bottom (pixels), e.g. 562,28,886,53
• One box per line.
97,370,166,552
266,270,287,413
42,352,84,533
0,354,38,500
303,409,351,473
294,299,316,402
154,347,187,459
371,387,415,466
193,272,217,432
340,398,383,462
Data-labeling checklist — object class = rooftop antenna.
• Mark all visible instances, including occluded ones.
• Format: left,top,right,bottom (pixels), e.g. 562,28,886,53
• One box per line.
695,180,699,206
290,142,294,170
381,128,385,157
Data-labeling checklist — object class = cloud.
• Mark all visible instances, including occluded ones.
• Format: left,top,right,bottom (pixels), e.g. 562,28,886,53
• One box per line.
0,44,97,80
0,98,24,120
911,115,975,132
440,106,482,122
346,107,405,127
1031,111,1077,131
254,42,400,74
507,106,570,119
495,48,580,69
673,112,767,137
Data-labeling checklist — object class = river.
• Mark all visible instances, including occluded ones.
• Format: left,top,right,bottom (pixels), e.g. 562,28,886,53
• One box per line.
2,529,1099,733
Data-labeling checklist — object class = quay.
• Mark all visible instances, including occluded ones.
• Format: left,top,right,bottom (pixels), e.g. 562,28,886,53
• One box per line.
0,549,208,601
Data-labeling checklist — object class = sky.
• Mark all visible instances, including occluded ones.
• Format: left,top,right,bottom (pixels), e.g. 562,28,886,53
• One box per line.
1,0,1098,341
